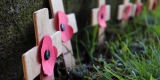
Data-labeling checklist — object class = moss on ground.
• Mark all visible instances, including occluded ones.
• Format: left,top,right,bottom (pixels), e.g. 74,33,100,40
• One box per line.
0,0,44,79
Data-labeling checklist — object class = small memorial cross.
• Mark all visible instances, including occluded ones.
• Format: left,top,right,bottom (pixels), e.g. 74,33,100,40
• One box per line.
22,8,62,80
91,0,111,45
148,0,158,11
131,0,143,17
49,0,78,69
117,0,132,22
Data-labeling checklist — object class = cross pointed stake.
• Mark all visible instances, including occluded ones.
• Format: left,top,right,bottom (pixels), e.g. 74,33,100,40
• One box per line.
117,0,132,22
49,0,78,69
91,0,111,45
22,8,62,80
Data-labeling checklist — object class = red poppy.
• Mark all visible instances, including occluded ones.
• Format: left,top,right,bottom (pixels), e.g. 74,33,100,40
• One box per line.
41,35,58,76
98,4,107,28
152,0,158,10
136,2,143,16
122,5,131,21
54,11,73,43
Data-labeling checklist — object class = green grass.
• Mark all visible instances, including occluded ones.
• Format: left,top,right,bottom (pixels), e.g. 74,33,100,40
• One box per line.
94,28,160,79
90,4,160,80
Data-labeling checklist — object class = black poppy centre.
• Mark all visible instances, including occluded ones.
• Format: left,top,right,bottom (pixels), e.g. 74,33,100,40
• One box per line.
101,13,104,19
44,50,50,60
60,23,66,31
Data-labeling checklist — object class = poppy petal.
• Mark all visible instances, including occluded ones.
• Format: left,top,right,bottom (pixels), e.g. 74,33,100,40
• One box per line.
41,35,58,76
122,5,131,21
136,2,142,16
54,11,68,31
98,5,107,28
152,0,158,10
55,11,74,42
61,24,73,42
57,11,68,31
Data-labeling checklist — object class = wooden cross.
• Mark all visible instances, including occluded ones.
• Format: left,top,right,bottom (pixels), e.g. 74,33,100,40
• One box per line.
148,0,158,11
49,0,78,69
91,0,111,45
131,0,142,17
22,8,62,80
117,0,132,21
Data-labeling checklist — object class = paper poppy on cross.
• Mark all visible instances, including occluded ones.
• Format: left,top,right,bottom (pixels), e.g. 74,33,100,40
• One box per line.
98,4,107,28
55,11,74,43
22,32,61,80
41,35,58,76
135,1,143,16
131,0,143,17
117,0,132,21
148,0,158,11
122,5,131,21
91,0,111,45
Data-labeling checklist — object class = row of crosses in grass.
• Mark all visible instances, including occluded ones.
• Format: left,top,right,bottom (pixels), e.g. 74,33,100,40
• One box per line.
118,0,157,21
22,0,158,80
92,0,157,45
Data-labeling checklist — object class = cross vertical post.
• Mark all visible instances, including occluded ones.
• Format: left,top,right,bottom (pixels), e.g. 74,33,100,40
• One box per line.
131,0,143,17
49,0,78,69
148,0,158,11
117,0,132,21
91,0,111,45
22,8,62,80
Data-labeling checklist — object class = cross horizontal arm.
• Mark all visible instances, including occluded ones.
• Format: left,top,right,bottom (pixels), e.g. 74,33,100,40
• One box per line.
49,0,78,33
67,13,78,33
117,3,132,20
91,5,111,26
22,46,40,80
117,5,125,20
49,13,78,34
22,31,61,80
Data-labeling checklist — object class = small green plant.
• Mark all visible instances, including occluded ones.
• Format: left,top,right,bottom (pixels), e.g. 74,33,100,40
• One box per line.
79,25,99,61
